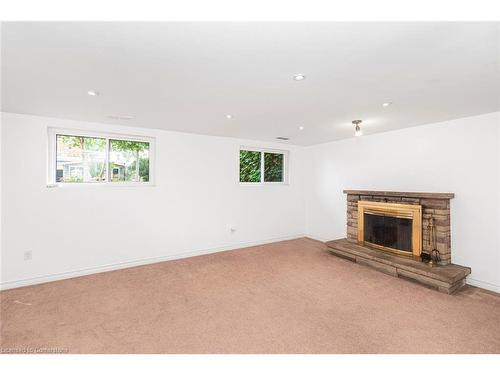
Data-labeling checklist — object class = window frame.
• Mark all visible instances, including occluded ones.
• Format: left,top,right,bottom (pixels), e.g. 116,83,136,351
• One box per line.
47,127,155,187
239,146,289,185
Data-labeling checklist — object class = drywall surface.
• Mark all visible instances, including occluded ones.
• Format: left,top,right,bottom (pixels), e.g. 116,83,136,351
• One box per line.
1,112,306,289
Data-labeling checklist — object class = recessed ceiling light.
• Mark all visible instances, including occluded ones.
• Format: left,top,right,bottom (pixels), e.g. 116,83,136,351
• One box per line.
276,136,290,141
87,90,99,96
226,114,233,119
299,126,304,131
382,102,392,107
107,114,134,120
293,74,306,81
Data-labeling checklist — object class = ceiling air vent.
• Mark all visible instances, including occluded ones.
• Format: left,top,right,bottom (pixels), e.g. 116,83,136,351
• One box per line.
276,137,290,141
107,114,134,120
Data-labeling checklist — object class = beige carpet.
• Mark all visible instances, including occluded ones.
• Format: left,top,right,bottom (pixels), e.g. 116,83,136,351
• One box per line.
1,238,499,353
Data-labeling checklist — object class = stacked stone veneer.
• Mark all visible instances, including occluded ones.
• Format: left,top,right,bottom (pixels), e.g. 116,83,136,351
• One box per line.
345,190,454,265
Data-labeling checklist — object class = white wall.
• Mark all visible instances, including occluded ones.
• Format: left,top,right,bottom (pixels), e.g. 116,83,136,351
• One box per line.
305,112,500,292
2,111,499,293
0,112,306,289
0,113,3,287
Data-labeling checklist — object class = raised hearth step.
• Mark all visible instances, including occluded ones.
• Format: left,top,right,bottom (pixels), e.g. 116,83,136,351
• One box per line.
325,238,470,294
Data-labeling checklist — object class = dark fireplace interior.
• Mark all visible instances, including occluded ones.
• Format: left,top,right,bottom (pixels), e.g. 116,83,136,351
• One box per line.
363,213,412,252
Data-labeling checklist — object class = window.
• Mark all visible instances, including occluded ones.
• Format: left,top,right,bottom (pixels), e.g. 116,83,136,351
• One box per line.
239,148,287,183
109,139,150,182
55,135,107,183
48,129,154,185
239,150,261,183
264,152,284,182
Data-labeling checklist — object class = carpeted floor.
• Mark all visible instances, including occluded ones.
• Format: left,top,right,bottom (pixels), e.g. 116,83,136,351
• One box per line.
1,237,499,353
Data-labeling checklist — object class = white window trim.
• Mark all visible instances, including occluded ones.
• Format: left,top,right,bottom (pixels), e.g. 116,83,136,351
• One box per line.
239,146,289,185
47,127,156,187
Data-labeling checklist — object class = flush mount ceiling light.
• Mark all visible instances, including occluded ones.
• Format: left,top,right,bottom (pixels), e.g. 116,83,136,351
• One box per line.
352,120,363,137
276,136,290,141
293,74,306,81
382,102,393,107
226,114,233,119
107,114,134,120
298,126,304,131
87,90,99,96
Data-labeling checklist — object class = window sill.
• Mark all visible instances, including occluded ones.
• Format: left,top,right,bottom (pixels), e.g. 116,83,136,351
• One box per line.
47,183,156,188
239,182,289,186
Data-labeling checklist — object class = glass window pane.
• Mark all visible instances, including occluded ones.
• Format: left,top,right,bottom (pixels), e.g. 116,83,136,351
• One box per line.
264,152,284,182
109,140,150,182
56,135,106,183
239,150,261,182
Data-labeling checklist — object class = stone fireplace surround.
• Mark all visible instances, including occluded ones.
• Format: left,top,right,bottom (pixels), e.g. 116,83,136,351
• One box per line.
347,190,453,264
326,190,471,294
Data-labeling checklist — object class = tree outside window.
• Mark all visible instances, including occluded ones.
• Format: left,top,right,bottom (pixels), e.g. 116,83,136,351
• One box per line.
55,134,151,183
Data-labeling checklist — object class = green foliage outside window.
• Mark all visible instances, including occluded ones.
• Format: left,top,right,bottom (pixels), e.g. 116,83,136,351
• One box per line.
139,157,150,182
109,139,150,182
239,150,261,182
264,152,284,182
240,149,284,183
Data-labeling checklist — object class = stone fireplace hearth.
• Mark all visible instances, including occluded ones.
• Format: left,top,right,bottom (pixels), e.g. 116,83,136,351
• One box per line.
326,190,471,294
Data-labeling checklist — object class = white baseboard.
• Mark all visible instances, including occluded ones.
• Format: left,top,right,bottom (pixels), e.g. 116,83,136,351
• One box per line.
0,234,305,291
4,234,498,295
466,277,500,293
303,234,332,242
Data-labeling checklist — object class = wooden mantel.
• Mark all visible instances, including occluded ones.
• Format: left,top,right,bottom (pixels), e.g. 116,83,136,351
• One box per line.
343,190,455,200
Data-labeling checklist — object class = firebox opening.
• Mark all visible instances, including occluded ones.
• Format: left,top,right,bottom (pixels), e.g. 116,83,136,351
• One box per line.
357,200,422,258
363,213,413,253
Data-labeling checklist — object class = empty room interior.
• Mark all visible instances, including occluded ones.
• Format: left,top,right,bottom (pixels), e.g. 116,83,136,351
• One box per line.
1,21,500,355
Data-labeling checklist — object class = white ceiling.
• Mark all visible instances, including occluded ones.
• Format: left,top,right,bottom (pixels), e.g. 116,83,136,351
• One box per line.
2,22,499,145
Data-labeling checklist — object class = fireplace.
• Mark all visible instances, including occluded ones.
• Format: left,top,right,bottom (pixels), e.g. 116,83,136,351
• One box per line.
326,190,471,294
357,201,422,258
